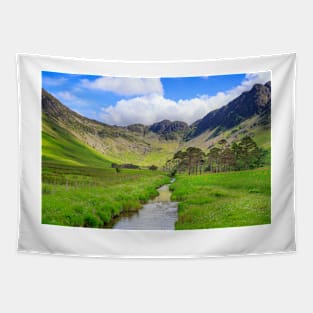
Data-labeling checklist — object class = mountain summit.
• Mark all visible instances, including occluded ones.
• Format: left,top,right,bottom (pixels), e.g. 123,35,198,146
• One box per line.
149,120,189,140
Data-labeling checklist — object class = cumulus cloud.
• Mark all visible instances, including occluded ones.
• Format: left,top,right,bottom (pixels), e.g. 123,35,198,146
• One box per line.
100,93,233,126
81,77,163,96
99,71,271,126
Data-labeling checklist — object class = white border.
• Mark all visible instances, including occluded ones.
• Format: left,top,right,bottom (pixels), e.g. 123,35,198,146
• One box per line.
17,53,296,258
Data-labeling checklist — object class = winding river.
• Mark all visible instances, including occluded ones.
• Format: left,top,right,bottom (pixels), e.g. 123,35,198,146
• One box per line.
113,179,178,230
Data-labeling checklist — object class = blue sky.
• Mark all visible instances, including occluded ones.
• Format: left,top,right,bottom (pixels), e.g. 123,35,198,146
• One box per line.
42,70,270,126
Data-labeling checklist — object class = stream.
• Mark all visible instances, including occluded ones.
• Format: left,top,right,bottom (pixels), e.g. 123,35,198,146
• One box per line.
112,178,178,230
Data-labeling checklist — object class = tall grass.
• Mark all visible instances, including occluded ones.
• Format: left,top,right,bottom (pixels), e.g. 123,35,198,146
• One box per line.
42,162,170,228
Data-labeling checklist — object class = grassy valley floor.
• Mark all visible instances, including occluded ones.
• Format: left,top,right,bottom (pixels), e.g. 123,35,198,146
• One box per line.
42,162,170,228
170,168,271,230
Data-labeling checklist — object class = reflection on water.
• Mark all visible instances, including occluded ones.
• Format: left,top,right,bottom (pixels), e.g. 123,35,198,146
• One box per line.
113,183,178,230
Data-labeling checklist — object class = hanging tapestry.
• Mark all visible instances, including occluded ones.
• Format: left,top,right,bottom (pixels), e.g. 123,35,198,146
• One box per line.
17,53,296,257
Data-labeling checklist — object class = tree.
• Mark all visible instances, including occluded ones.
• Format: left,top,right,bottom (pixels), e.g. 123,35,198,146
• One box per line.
239,136,261,169
173,150,187,173
207,147,221,172
215,139,234,171
185,147,204,175
231,142,244,170
220,147,235,171
217,139,228,149
172,147,205,175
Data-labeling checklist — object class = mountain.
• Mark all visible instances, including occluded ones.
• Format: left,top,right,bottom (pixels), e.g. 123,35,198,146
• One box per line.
42,81,271,168
187,82,271,139
149,120,189,140
183,82,271,153
42,89,183,167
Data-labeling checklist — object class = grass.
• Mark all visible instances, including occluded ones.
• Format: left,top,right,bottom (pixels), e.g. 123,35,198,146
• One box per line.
42,112,271,230
97,133,181,168
42,162,170,227
170,168,271,230
42,115,170,228
42,114,112,168
251,127,271,149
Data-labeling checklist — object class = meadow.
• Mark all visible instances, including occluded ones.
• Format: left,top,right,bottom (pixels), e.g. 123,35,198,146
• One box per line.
42,162,170,228
42,90,271,230
42,113,172,228
170,168,271,229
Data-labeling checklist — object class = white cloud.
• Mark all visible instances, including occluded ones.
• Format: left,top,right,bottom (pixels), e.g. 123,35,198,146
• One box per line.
81,77,163,96
100,92,236,126
56,91,78,101
55,91,87,107
99,72,271,126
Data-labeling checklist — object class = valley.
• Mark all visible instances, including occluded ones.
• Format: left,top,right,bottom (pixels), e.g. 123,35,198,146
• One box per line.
42,80,271,230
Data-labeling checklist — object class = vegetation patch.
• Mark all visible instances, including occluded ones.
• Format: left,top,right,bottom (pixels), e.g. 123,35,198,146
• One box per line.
170,168,271,229
42,163,170,227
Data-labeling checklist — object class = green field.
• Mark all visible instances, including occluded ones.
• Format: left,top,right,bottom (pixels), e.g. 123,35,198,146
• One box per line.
42,114,170,227
170,168,271,229
42,163,170,227
42,107,271,230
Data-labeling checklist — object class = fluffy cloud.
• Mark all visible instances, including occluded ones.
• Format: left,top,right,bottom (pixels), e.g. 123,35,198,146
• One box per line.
101,94,209,126
100,72,271,126
81,77,163,96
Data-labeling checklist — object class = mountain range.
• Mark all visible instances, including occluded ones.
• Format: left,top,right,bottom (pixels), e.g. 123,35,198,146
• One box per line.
42,81,271,167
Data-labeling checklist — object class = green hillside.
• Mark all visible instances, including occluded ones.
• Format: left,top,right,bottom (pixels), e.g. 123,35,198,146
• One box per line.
42,112,173,228
42,89,181,167
42,114,111,168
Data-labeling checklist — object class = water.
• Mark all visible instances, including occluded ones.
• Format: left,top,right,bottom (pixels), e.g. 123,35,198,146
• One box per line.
113,180,178,230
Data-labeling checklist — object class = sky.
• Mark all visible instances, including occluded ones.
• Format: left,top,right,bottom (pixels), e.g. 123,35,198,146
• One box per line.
42,70,271,126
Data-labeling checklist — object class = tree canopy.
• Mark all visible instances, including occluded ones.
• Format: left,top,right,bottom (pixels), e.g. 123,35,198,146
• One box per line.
167,135,266,175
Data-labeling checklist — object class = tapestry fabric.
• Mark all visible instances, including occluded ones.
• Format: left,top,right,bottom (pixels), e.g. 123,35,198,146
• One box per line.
17,53,296,257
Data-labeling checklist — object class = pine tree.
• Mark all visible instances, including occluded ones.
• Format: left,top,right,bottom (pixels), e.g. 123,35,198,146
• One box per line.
207,147,221,172
238,136,261,169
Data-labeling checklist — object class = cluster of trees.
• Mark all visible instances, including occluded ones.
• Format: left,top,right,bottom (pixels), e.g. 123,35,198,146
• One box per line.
111,162,158,173
112,163,140,169
165,136,266,175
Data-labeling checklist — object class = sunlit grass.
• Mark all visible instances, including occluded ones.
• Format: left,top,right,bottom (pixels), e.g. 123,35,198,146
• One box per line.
170,168,271,229
42,162,170,228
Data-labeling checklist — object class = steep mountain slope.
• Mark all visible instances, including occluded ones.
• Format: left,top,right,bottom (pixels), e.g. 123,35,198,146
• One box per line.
42,114,111,168
187,82,271,139
184,113,270,151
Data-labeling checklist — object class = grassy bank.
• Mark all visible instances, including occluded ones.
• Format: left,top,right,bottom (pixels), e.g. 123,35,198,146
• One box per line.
170,168,271,230
42,162,170,228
